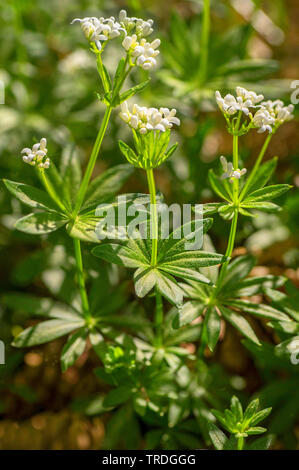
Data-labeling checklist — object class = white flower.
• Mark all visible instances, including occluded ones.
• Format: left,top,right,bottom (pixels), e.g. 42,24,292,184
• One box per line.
119,10,154,38
260,100,294,126
71,16,125,50
215,87,264,116
122,35,160,71
119,102,180,134
21,138,50,169
220,156,246,183
252,108,275,133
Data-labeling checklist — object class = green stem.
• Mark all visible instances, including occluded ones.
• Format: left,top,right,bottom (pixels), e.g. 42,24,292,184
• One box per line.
73,105,112,216
239,133,272,201
146,168,158,266
73,238,90,319
237,436,244,450
199,0,210,84
232,134,239,203
215,209,238,292
96,53,110,94
155,291,163,347
38,169,66,213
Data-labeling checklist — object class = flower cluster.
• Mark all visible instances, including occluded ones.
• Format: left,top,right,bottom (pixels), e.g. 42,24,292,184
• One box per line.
122,36,160,71
215,87,294,134
215,87,264,116
21,138,50,169
72,10,160,69
220,156,247,183
119,102,180,134
71,16,125,51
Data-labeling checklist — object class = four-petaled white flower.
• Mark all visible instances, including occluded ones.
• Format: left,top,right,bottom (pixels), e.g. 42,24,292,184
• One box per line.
220,156,247,183
21,138,50,169
122,35,160,71
259,100,294,128
71,16,125,50
215,87,264,116
119,10,153,38
119,102,180,134
252,108,275,133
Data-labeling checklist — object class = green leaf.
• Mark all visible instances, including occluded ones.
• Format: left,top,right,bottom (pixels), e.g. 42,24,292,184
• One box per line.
220,255,255,290
241,158,277,199
92,242,147,268
15,212,68,234
269,320,299,334
155,270,184,306
12,318,84,347
243,398,259,423
246,426,267,435
119,79,150,103
226,299,290,321
61,330,87,372
134,267,157,298
82,164,133,210
247,434,273,450
103,385,134,408
3,179,60,213
241,201,281,213
207,421,229,450
111,57,126,100
250,408,272,426
206,307,221,352
243,184,291,203
173,301,205,328
59,145,82,207
118,141,139,167
219,306,260,345
208,169,232,202
230,396,243,422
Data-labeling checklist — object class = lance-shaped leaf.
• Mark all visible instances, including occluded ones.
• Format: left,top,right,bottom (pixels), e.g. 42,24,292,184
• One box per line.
243,184,291,203
82,164,134,210
225,299,290,321
3,180,61,213
92,241,148,268
219,255,256,290
240,157,277,199
59,145,82,207
15,212,68,234
61,329,87,372
208,169,233,202
173,301,205,328
205,306,221,352
119,79,150,103
241,201,281,213
219,305,260,345
12,318,85,347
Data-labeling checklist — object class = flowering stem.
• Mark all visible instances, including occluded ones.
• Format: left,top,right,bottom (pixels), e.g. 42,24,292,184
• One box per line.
199,0,210,84
155,291,163,347
232,134,239,203
73,105,112,217
73,238,90,319
237,436,244,451
38,169,66,213
239,133,272,201
146,168,158,266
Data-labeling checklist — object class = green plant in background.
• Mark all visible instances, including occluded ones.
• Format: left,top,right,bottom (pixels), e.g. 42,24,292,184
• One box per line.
208,396,273,450
1,4,298,451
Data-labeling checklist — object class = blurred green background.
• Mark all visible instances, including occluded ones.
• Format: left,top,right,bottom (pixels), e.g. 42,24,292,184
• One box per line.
0,0,298,449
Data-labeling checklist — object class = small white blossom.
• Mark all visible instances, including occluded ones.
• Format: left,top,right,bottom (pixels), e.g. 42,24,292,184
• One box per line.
220,156,246,183
71,16,125,50
119,10,154,38
260,100,294,126
119,102,180,134
215,87,264,116
252,108,275,133
21,138,50,169
122,35,160,71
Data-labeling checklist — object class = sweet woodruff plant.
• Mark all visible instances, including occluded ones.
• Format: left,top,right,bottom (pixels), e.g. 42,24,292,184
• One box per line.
3,9,297,450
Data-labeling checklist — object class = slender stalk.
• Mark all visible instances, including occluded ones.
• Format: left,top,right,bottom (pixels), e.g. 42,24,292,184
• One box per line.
214,209,238,293
232,134,239,203
73,105,112,216
239,133,272,201
38,169,66,213
237,436,244,450
155,291,163,347
199,0,210,84
73,238,90,319
146,168,158,266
